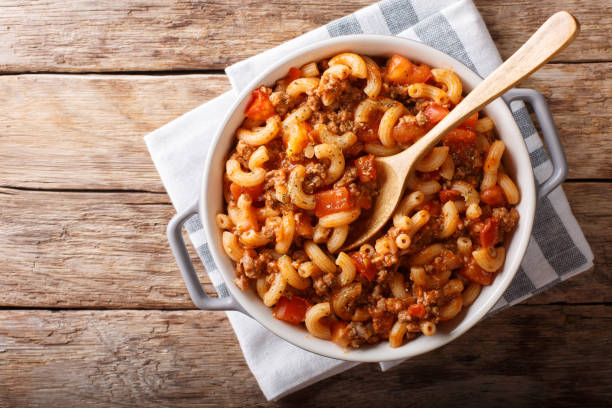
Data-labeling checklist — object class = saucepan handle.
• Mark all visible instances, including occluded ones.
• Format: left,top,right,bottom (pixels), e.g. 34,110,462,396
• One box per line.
505,88,568,200
167,200,243,312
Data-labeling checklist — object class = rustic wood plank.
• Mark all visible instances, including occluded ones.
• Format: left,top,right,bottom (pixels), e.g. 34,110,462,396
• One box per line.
0,74,231,192
0,306,610,407
0,182,607,309
0,63,609,192
0,0,608,73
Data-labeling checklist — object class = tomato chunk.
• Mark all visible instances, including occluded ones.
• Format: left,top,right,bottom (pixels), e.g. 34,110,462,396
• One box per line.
480,216,499,249
444,128,476,144
460,259,495,285
386,54,432,85
350,252,377,281
331,320,351,348
481,185,507,207
407,303,426,319
439,189,462,203
391,119,427,144
245,89,275,121
288,67,301,82
230,182,264,202
422,200,441,217
355,154,377,183
424,104,449,124
273,296,311,324
460,111,478,130
314,187,354,218
358,112,383,143
295,213,314,237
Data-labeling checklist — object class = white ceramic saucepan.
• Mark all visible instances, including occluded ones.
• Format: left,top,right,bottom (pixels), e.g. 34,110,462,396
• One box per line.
167,35,567,362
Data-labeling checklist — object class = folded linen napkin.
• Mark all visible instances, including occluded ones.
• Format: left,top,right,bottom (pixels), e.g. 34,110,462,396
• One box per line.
145,0,594,400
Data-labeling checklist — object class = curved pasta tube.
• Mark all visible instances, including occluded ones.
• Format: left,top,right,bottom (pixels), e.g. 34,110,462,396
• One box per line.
332,282,362,320
336,251,356,286
378,103,405,147
234,194,258,232
462,282,481,306
318,64,351,106
431,68,462,104
393,215,413,231
216,213,233,230
275,211,295,254
407,210,430,237
248,146,269,170
395,233,411,250
362,56,382,98
415,146,449,172
498,169,520,205
389,272,409,299
286,77,320,99
466,203,482,220
406,172,441,195
263,272,287,307
472,246,506,272
327,225,349,254
237,116,281,146
304,240,336,274
456,237,473,255
282,105,313,129
329,53,367,79
314,143,345,184
278,255,310,290
476,116,495,133
408,83,450,106
285,121,309,157
420,321,436,336
314,123,357,150
354,97,396,124
240,230,271,248
318,208,361,228
300,61,320,78
481,140,505,191
375,236,397,255
222,231,244,262
364,143,402,157
439,155,455,180
452,180,480,205
305,302,332,340
389,320,407,348
409,243,443,265
288,165,316,210
256,278,269,300
442,279,464,298
298,261,321,278
439,296,463,321
394,191,425,218
439,201,459,238
226,157,266,187
410,266,428,287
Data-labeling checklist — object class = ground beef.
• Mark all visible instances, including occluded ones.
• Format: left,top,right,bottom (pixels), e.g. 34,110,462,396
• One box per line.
269,91,291,117
333,165,357,188
415,110,429,127
303,162,327,194
493,207,520,233
235,141,256,169
346,321,378,347
313,272,336,297
236,249,272,280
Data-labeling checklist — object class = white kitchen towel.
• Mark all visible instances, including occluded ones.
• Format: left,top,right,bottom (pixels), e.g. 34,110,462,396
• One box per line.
145,0,594,400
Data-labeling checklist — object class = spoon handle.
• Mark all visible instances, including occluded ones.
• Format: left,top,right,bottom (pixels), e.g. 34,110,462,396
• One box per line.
388,11,579,172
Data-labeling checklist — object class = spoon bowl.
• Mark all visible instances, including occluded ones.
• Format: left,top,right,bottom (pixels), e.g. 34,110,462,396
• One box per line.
344,10,579,249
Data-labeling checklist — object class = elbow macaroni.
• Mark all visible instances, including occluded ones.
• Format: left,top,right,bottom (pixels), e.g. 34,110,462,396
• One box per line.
220,52,521,349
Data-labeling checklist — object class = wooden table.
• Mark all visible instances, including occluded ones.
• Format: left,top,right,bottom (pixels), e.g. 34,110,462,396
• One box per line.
1,1,610,406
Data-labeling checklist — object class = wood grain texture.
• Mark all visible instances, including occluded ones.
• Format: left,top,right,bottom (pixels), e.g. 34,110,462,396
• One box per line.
0,0,609,73
0,306,610,407
0,183,607,309
0,63,609,193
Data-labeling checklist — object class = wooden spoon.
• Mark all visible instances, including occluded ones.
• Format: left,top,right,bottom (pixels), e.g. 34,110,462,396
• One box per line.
344,11,579,250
